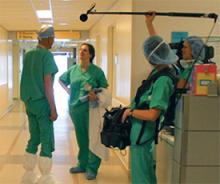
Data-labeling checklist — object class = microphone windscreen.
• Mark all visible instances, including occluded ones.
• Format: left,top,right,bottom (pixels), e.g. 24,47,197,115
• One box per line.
80,14,88,22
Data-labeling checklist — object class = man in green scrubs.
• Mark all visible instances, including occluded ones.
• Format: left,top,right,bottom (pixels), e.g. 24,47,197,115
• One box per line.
59,43,108,180
20,25,58,184
122,13,178,184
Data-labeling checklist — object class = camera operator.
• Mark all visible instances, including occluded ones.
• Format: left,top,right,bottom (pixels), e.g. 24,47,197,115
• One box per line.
177,36,206,88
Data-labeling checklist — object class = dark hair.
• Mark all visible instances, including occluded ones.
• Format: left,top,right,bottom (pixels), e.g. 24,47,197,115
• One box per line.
81,43,95,63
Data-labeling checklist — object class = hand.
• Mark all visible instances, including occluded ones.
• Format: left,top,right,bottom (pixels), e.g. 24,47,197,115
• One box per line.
145,11,156,24
122,108,132,122
88,91,98,101
50,109,58,121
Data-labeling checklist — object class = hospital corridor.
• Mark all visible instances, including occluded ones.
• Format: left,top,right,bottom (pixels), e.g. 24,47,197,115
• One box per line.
0,55,130,184
0,0,220,184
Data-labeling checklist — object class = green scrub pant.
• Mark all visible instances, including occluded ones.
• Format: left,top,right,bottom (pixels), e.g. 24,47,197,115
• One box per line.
25,98,54,158
69,103,101,174
130,141,157,184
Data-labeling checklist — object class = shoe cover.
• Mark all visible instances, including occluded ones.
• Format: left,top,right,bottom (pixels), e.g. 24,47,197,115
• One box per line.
21,152,37,184
37,156,55,184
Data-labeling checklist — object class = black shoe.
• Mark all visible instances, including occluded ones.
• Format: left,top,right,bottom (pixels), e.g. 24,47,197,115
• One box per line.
85,171,96,180
69,166,85,174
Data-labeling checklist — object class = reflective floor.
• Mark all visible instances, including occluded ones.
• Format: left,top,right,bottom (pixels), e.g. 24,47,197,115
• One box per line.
0,100,130,184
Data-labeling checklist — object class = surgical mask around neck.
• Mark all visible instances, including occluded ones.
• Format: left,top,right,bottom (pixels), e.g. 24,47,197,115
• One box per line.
179,59,194,69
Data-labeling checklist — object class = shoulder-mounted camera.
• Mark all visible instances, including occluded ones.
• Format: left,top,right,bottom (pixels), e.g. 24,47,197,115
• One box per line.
169,41,214,63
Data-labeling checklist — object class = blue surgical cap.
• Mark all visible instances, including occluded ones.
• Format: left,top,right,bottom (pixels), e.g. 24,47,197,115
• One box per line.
143,35,178,65
38,25,54,39
185,36,205,60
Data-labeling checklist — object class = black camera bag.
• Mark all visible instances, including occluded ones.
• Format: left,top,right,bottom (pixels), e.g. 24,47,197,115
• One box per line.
101,106,131,150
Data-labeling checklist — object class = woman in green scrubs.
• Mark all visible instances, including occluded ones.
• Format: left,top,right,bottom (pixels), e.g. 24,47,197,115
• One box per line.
59,43,108,180
122,13,178,184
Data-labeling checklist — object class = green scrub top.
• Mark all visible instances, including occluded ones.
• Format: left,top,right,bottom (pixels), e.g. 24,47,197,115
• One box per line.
20,47,58,102
59,63,108,107
130,69,175,145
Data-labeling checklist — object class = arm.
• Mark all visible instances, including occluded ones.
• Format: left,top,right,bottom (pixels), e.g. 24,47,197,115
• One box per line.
177,79,188,89
122,76,174,123
44,74,58,121
145,12,157,36
177,66,192,89
59,79,70,95
122,108,161,122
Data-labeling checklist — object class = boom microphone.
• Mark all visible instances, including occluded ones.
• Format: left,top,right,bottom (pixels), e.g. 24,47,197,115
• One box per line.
80,3,96,22
80,14,88,22
79,3,218,22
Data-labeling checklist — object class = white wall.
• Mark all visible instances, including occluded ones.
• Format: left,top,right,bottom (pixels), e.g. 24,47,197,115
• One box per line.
0,26,13,118
90,0,132,105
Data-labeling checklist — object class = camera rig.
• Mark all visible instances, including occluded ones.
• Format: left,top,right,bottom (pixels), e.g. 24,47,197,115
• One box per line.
169,41,214,63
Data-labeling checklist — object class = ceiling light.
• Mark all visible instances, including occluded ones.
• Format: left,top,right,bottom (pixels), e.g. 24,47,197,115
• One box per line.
36,10,52,19
39,18,53,24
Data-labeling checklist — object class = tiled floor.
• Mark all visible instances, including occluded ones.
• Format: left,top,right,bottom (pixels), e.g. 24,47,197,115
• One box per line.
0,100,130,184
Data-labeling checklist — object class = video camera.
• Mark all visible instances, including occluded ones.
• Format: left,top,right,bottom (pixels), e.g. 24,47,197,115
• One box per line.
169,41,214,63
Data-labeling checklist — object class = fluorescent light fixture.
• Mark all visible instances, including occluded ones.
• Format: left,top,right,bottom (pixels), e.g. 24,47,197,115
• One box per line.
36,10,52,19
54,39,72,42
39,18,53,24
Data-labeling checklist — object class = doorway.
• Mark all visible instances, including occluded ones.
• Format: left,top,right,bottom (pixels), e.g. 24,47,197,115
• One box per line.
53,53,69,114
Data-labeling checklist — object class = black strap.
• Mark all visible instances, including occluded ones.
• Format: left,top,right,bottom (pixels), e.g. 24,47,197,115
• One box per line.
134,67,177,106
135,103,149,145
154,119,160,144
136,117,160,145
136,122,146,145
